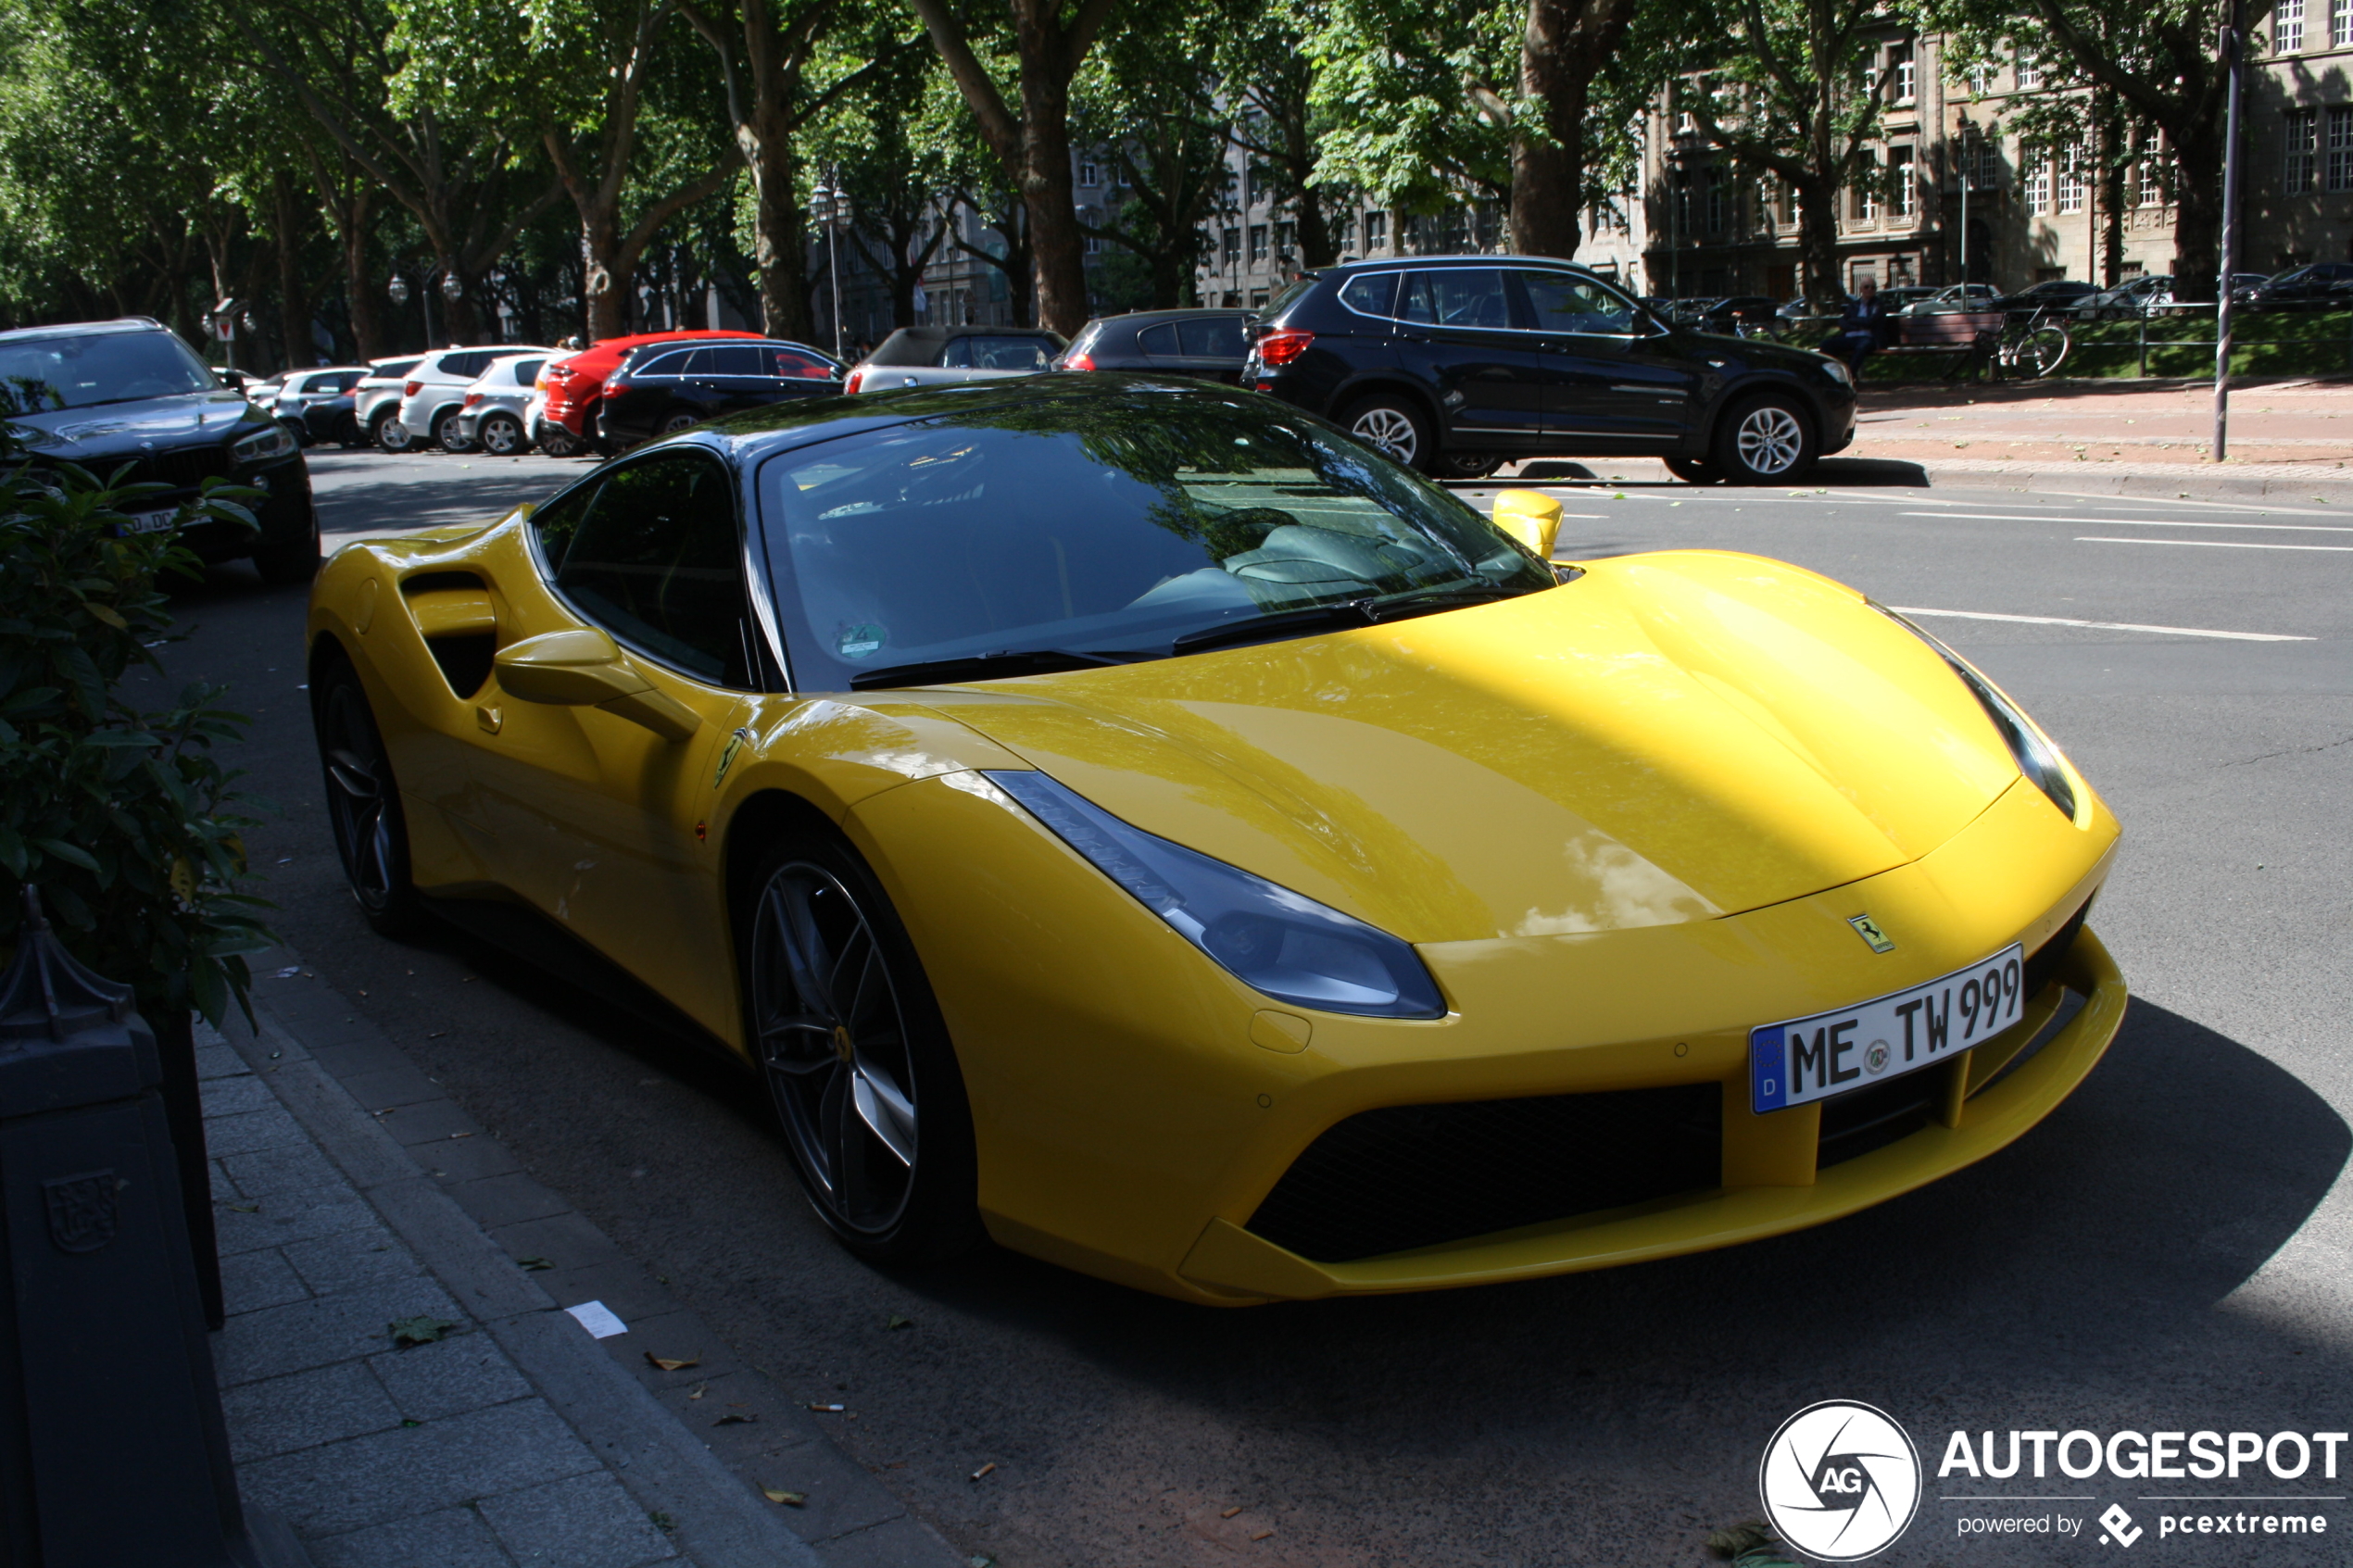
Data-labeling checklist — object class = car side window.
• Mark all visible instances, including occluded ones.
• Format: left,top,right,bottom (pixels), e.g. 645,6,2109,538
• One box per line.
939,337,972,368
544,452,756,688
1339,272,1400,319
771,347,836,380
1178,318,1245,357
513,359,544,384
712,346,767,376
1516,272,1637,335
1398,270,1513,330
1137,323,1179,357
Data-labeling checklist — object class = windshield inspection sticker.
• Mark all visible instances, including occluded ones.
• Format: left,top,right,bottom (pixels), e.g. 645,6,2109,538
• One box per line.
837,624,886,659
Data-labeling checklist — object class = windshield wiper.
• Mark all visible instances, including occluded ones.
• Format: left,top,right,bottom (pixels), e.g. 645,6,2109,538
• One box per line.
1363,583,1528,619
848,647,1139,691
1169,583,1529,659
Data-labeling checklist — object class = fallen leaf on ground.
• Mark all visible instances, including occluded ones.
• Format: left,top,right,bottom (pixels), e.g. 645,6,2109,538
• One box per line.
645,1352,700,1372
389,1316,458,1348
761,1486,807,1506
1221,1506,1243,1518
807,1402,845,1412
400,1418,422,1428
969,1461,996,1481
225,1203,259,1214
515,1256,554,1271
714,1412,757,1426
687,1383,708,1399
887,1314,913,1330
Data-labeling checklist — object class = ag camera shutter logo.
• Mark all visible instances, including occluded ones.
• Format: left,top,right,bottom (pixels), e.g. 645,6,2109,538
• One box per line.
1759,1400,1922,1560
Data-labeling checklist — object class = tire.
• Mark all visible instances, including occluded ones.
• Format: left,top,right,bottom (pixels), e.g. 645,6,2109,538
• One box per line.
738,823,980,1263
536,421,584,458
1340,394,1435,471
434,407,475,453
280,416,310,448
1709,394,1817,483
1432,451,1503,479
478,412,526,457
372,408,413,453
660,408,701,436
252,499,321,585
2007,324,2070,378
314,658,425,938
1663,455,1722,484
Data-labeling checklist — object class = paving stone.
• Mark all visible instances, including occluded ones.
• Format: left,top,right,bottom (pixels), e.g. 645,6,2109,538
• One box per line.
214,1276,469,1386
238,1400,601,1537
443,1172,570,1230
420,1135,524,1185
195,1041,252,1081
488,1212,627,1275
220,1140,349,1199
717,1427,902,1545
282,1225,427,1298
477,1471,680,1567
384,1100,489,1147
199,1073,281,1118
203,1104,313,1158
307,1505,519,1568
370,1335,535,1423
308,1037,422,1081
221,1361,406,1464
540,1260,673,1328
219,1247,312,1313
803,1515,962,1568
213,1190,381,1258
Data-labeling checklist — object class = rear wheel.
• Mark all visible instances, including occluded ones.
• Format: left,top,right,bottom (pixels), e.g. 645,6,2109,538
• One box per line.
1663,455,1722,484
1709,395,1817,484
660,408,701,436
314,659,424,937
741,825,979,1263
373,409,413,453
478,412,525,457
536,421,584,458
1340,395,1433,470
434,408,475,453
334,412,365,449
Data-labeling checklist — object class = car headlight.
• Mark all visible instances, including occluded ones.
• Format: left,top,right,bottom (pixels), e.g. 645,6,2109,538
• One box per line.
233,425,296,464
1818,357,1853,386
1874,604,2078,822
987,770,1447,1019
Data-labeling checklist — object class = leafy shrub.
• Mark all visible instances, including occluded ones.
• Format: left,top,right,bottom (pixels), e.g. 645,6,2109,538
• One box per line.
0,435,274,1022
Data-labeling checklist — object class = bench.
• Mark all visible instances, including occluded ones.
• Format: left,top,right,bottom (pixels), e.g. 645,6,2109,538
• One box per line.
1873,310,2006,380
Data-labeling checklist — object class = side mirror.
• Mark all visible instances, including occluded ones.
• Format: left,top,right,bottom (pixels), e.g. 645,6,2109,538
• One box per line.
494,628,702,742
1491,489,1563,564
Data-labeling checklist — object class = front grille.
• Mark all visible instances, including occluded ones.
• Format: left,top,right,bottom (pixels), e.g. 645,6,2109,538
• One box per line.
116,444,233,493
1245,1084,1722,1263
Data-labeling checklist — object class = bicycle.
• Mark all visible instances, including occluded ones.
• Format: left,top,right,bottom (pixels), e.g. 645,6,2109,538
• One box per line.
1993,306,2072,378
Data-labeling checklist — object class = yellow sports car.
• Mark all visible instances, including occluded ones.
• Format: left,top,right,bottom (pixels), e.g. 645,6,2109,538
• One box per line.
308,377,2124,1305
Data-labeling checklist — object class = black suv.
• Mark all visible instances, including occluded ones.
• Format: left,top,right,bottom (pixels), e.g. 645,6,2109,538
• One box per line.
0,318,320,582
1245,256,1856,483
596,337,844,449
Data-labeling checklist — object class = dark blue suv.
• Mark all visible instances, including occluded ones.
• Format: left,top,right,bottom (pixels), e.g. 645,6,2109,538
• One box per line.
1243,256,1857,484
0,317,320,583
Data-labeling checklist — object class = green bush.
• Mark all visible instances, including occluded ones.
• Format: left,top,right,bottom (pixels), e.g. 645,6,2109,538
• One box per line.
0,436,275,1023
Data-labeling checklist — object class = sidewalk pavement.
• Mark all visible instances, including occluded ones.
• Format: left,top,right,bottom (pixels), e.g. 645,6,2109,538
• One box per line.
201,946,972,1568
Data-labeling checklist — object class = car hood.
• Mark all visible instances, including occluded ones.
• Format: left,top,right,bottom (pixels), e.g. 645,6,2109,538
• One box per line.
908,552,2025,945
6,391,262,460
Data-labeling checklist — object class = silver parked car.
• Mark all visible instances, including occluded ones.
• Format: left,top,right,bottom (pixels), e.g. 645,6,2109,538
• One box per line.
261,366,368,445
393,344,555,453
843,325,1065,393
448,352,547,457
355,355,426,449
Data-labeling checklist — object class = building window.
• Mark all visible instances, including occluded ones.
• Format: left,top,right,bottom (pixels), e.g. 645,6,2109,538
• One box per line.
1892,48,1916,106
1968,64,1992,97
2335,0,2352,47
1893,146,1917,217
1222,228,1240,264
1248,224,1268,262
1705,168,1730,233
2056,141,2086,212
2135,153,2165,207
1856,153,1881,220
1077,159,1100,188
2286,108,2319,193
2330,107,2353,190
1364,211,1387,250
2015,50,2041,90
1245,169,1263,206
1275,221,1295,257
2277,0,2306,51
2025,145,2052,213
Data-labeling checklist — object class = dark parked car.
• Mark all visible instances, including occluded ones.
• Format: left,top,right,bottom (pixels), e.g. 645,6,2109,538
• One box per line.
1671,295,1787,337
595,337,844,448
1988,280,2101,314
1244,256,1856,483
1055,309,1252,383
0,317,319,582
2245,263,2353,310
267,365,368,446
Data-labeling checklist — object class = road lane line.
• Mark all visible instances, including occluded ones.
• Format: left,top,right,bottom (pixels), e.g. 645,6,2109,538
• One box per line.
1906,511,2353,533
2077,535,2353,552
1891,607,2314,642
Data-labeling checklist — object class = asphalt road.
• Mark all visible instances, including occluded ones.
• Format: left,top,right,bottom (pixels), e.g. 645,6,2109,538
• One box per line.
145,446,2353,1566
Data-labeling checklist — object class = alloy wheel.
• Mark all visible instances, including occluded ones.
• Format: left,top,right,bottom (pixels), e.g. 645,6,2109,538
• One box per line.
1350,406,1419,464
480,415,522,457
752,860,921,1235
320,682,400,911
437,412,472,450
1733,405,1805,477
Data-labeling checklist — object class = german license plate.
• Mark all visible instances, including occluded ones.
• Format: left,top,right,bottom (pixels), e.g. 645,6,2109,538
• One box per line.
1750,944,2027,1113
123,508,178,534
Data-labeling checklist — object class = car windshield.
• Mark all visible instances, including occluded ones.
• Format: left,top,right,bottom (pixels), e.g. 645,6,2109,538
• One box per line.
0,329,216,413
757,387,1555,690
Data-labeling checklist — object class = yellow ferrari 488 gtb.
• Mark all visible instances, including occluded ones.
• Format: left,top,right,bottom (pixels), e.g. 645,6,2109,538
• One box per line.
308,376,2124,1304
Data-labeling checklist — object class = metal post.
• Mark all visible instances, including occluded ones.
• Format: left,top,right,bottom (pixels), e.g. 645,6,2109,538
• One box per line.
2214,0,2246,460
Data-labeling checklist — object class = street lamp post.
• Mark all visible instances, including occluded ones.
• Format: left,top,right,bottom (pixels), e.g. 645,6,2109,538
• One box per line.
2214,0,2246,461
812,182,849,359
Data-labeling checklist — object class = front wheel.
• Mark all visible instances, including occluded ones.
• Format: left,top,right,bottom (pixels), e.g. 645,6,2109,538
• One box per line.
660,408,701,436
536,420,584,458
434,408,476,453
741,827,980,1263
1432,451,1503,479
1709,395,1817,483
478,412,526,457
1663,455,1722,484
314,659,424,937
373,410,414,453
1340,395,1434,471
2000,323,2071,379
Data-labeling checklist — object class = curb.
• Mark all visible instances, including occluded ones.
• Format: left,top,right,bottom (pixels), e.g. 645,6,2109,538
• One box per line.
1499,456,2353,505
223,949,968,1568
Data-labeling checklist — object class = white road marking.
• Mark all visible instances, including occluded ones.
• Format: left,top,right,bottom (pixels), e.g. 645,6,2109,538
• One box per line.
1892,607,2315,642
2077,535,2353,553
1906,511,2353,533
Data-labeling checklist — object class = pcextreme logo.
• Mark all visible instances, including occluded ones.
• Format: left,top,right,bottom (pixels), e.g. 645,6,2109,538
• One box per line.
1759,1400,1924,1561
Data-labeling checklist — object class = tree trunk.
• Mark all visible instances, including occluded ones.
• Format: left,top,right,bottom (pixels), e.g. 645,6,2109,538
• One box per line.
1017,72,1088,332
1799,176,1842,305
752,138,813,339
273,173,313,369
343,186,382,361
1294,185,1334,269
1511,0,1586,257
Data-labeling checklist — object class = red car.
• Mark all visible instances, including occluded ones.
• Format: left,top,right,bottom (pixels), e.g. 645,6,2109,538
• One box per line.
534,329,765,454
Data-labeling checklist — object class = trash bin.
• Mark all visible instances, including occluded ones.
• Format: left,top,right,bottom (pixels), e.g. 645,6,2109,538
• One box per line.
0,890,307,1566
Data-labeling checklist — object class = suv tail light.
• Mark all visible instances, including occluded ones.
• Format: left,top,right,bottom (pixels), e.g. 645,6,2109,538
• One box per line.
1063,351,1096,371
845,369,864,395
1254,329,1314,367
403,380,422,397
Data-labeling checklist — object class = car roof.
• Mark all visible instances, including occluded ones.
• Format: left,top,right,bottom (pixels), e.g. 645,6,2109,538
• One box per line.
1313,253,1608,277
880,325,1063,340
695,371,1230,460
1092,308,1252,323
0,316,171,345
